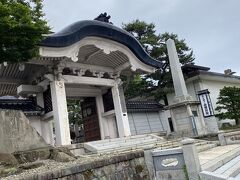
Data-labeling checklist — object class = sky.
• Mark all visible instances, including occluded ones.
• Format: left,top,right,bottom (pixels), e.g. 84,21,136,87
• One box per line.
42,0,240,74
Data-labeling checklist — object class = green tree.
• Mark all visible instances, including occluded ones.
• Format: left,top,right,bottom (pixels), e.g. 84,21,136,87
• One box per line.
121,74,148,98
0,0,49,63
215,86,240,125
122,20,194,100
67,99,82,125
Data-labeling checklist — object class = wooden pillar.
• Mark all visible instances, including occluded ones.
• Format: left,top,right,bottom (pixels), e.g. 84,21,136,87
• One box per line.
50,80,71,146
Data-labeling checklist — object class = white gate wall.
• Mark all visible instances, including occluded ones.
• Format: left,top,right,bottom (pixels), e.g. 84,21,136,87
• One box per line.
128,111,166,135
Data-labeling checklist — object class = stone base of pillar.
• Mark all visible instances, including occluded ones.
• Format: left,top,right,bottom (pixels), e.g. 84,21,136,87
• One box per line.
168,100,207,137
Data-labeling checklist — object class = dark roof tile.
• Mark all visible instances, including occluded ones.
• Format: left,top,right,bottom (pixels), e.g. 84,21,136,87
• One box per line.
126,100,164,112
0,99,44,116
40,20,163,69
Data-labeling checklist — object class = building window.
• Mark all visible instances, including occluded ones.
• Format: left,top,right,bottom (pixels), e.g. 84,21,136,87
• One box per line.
102,89,114,112
192,111,198,117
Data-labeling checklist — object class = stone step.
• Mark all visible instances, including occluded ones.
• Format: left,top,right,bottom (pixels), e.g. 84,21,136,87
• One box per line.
195,141,209,146
95,141,216,154
155,140,216,151
214,155,240,178
96,137,157,147
95,138,158,150
214,155,240,174
197,143,217,152
234,171,240,179
90,135,161,147
83,134,164,153
84,135,218,154
98,144,156,154
155,141,180,147
201,146,240,172
154,144,180,151
84,137,207,153
93,134,161,144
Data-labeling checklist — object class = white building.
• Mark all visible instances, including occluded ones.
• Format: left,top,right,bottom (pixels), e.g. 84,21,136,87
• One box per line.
167,64,240,132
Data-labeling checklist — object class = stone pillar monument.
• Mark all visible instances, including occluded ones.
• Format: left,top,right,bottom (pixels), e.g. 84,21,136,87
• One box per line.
167,39,191,102
166,39,206,136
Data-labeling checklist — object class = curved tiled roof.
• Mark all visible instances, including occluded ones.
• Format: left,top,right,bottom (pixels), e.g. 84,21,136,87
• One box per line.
126,100,164,112
40,20,163,69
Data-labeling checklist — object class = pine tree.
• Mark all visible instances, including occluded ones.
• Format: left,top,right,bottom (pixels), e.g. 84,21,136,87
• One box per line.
122,20,194,100
215,86,240,125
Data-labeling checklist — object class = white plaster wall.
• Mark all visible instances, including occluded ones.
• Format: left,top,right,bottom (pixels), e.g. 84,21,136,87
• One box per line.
191,105,207,135
106,116,118,139
159,110,171,133
201,79,240,126
204,116,219,133
41,120,54,145
28,116,54,145
201,80,240,113
164,110,171,118
167,77,240,128
168,79,240,115
29,116,42,135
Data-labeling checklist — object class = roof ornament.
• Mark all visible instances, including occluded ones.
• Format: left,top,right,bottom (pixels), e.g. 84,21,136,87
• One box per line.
94,12,113,24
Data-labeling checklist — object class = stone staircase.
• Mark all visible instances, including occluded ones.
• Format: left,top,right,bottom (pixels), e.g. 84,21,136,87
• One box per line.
214,155,240,178
84,134,164,153
154,139,218,152
196,140,219,152
83,134,219,154
199,145,240,180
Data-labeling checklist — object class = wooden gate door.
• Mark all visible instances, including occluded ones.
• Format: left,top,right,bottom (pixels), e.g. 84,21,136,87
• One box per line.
81,97,101,142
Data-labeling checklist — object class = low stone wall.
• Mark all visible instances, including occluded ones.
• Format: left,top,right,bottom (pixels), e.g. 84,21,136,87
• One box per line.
146,139,202,180
20,151,149,180
218,131,240,145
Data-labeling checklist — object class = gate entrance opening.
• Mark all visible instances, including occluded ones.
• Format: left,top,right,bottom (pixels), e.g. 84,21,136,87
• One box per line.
81,97,101,142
